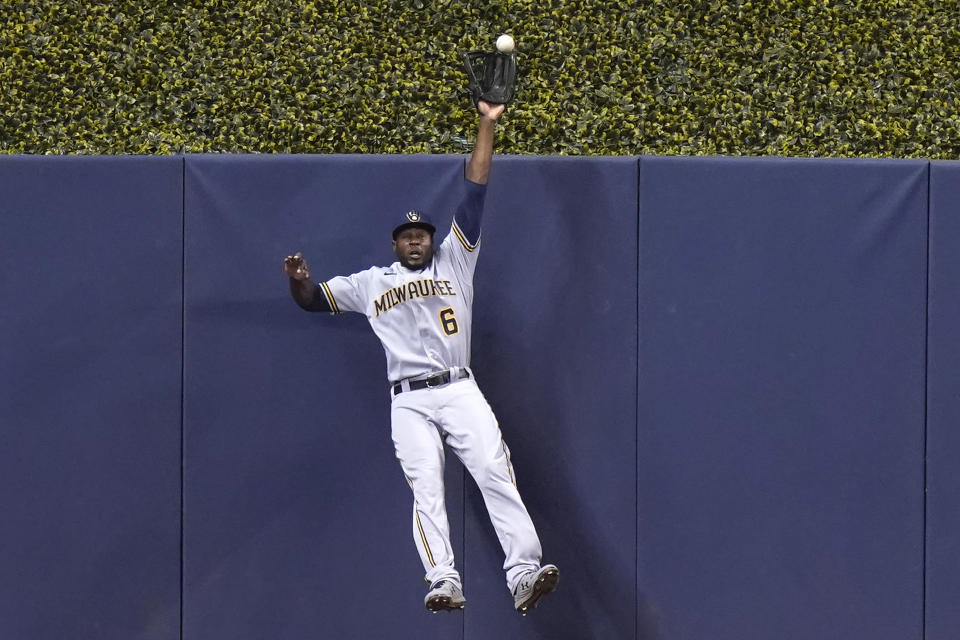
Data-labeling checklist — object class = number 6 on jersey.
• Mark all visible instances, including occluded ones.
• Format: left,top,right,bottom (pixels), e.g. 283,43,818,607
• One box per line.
439,307,459,336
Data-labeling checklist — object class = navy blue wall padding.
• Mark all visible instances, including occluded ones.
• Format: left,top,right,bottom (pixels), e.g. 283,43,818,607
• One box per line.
4,154,960,640
926,161,960,640
0,157,182,640
637,157,927,640
463,157,639,638
182,155,469,640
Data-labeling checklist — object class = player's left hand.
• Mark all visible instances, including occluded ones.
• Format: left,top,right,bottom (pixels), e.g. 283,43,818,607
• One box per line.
478,100,505,122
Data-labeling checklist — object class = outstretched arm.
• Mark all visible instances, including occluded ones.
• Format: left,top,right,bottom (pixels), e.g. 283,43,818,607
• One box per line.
452,102,504,249
465,101,505,185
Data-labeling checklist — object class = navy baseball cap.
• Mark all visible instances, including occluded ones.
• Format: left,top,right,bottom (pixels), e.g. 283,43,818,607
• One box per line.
392,210,436,240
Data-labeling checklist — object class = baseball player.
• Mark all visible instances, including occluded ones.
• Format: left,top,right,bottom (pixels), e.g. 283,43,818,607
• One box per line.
283,101,558,614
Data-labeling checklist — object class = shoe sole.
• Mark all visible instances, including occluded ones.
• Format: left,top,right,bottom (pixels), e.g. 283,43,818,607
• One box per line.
516,567,560,614
425,595,465,613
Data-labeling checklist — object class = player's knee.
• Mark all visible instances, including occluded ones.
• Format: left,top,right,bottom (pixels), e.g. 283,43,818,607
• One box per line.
472,457,510,487
411,481,446,505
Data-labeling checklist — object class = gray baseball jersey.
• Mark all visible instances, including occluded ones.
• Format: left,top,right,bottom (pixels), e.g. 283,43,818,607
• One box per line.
318,180,485,382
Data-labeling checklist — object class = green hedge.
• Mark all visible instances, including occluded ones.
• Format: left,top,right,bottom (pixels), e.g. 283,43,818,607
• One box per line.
2,0,959,156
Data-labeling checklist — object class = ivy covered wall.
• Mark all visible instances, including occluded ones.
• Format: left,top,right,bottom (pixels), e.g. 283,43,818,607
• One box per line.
2,0,958,156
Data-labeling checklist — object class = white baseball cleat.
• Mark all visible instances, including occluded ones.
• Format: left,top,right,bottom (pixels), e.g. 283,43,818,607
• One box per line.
512,564,560,614
424,580,466,612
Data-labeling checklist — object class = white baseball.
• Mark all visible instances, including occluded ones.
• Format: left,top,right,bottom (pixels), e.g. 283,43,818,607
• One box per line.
496,34,515,53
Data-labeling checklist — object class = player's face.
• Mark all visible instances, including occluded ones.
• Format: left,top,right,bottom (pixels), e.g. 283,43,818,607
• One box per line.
393,228,434,269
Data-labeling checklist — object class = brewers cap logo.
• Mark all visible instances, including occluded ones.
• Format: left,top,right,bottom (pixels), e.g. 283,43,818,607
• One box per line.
392,209,435,239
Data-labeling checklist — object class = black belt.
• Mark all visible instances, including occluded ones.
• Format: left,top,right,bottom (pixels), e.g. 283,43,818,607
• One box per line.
392,368,470,395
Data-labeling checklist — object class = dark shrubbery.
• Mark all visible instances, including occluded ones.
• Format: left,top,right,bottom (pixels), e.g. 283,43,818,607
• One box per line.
2,0,958,156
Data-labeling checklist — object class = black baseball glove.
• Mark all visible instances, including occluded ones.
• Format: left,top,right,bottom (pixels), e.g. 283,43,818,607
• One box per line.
461,50,517,108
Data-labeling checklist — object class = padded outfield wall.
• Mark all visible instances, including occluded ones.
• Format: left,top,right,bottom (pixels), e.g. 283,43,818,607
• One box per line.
1,155,956,640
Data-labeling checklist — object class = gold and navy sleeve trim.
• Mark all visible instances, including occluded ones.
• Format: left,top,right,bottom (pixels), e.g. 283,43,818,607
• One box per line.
451,220,479,253
319,281,340,313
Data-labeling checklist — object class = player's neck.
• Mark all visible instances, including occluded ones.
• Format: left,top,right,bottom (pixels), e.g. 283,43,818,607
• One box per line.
398,259,432,272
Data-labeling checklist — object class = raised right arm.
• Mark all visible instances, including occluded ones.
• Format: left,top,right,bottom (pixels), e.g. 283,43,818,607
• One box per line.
284,253,332,312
